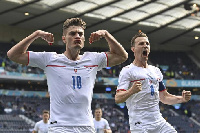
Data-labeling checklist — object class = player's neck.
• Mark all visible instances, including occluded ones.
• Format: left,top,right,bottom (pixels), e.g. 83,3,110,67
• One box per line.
43,119,48,124
64,49,80,61
133,60,148,68
95,117,101,121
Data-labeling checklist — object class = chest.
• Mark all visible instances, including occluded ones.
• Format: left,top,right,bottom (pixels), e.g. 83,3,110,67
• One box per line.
94,121,106,129
130,68,160,93
45,59,99,89
38,123,48,132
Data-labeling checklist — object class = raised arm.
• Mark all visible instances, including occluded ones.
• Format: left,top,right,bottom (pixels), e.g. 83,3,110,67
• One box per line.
7,30,54,65
115,81,142,104
159,90,191,105
89,30,128,67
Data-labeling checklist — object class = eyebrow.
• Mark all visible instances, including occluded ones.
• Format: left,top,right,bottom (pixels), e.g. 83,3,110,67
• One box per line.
138,41,150,44
69,31,83,34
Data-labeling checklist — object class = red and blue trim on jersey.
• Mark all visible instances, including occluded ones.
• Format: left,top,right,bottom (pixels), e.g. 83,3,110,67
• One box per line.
159,81,166,92
84,65,98,68
46,65,66,67
104,52,108,67
116,89,126,92
26,51,30,66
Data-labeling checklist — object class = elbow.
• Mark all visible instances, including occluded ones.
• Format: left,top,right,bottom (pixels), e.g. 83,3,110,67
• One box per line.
160,97,171,105
120,52,128,63
7,50,13,60
115,99,120,104
160,97,166,104
125,52,128,60
7,50,16,61
115,96,123,104
123,52,128,62
115,96,120,104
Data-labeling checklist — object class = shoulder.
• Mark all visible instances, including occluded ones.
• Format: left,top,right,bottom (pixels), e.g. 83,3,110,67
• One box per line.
35,120,41,126
149,65,163,80
84,52,105,57
149,65,161,73
29,51,56,54
29,51,57,57
37,120,43,124
101,118,109,123
120,64,133,74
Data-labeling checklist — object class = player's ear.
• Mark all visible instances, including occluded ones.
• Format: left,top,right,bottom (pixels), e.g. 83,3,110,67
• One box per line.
131,46,134,52
62,36,66,43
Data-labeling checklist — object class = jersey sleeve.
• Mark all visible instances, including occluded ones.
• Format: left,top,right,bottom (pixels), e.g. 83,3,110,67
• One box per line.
33,122,39,131
155,67,163,81
28,51,53,70
117,67,131,91
155,67,166,91
104,119,111,129
94,52,107,71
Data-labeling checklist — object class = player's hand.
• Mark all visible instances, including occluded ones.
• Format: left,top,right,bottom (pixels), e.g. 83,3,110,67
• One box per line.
89,30,107,44
36,30,54,45
182,90,191,102
129,81,142,94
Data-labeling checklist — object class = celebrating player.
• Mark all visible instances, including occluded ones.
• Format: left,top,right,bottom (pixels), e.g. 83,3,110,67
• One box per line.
7,18,128,133
115,32,191,133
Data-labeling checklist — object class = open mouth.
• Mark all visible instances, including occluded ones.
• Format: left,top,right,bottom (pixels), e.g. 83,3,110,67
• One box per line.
142,51,148,56
74,40,81,44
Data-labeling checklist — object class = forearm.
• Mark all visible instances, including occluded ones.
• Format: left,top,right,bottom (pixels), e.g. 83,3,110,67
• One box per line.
161,94,183,105
7,31,38,61
115,89,134,104
104,31,128,60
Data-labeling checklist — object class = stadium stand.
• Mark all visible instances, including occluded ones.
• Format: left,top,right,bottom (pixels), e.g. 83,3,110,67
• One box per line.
1,49,200,80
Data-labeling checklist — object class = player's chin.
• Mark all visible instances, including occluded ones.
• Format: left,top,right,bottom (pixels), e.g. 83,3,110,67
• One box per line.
142,56,148,60
73,45,83,50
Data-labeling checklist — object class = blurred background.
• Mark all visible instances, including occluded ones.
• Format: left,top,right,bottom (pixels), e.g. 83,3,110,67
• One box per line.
0,0,200,132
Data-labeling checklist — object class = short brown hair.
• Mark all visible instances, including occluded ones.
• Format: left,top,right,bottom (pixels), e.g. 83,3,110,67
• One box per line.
43,110,49,114
131,32,148,47
95,107,102,111
63,18,86,34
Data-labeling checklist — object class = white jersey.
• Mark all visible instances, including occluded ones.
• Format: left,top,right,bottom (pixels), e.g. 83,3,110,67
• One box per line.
33,120,49,133
93,118,111,133
28,51,107,127
117,63,165,130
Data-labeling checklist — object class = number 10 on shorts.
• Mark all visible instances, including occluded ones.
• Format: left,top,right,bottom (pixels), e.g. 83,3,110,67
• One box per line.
72,76,82,89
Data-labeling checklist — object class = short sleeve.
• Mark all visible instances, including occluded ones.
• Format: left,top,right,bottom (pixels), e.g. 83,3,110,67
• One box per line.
159,81,166,91
117,67,131,91
155,67,166,91
155,67,163,81
105,119,111,129
28,51,53,70
94,52,107,71
33,122,39,131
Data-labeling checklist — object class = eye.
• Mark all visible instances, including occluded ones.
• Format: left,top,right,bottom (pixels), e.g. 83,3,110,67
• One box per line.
78,32,83,36
69,32,76,36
